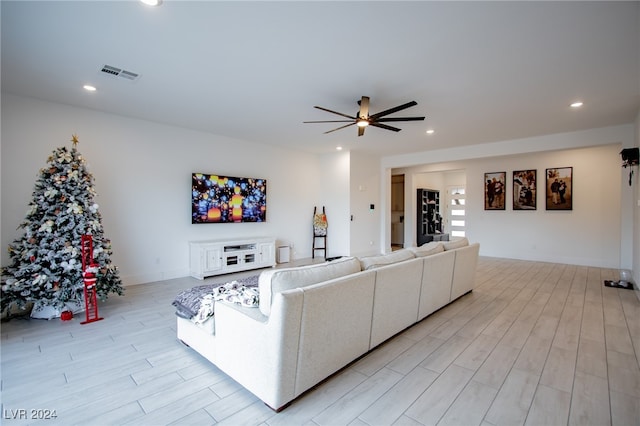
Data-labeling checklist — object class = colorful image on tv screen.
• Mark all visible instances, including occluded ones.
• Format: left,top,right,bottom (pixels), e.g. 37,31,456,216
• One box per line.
192,173,266,223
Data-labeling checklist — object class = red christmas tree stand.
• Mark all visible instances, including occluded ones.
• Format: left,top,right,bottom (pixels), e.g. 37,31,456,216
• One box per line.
81,235,104,324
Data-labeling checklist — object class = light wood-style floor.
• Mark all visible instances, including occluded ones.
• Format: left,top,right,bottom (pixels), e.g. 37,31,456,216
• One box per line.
1,257,639,426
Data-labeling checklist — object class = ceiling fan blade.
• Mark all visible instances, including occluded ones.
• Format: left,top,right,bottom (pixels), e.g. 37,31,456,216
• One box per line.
314,106,356,120
358,96,370,119
324,122,356,134
370,122,402,132
369,101,418,120
376,116,425,122
303,120,355,123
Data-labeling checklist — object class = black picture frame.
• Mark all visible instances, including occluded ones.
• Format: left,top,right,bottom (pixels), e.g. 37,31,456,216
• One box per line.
513,169,537,210
545,167,572,210
484,171,506,210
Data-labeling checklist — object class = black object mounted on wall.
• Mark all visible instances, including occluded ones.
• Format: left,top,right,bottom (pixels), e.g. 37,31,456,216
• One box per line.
620,147,639,186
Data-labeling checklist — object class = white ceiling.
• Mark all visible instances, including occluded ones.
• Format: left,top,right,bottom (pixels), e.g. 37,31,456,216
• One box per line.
2,1,639,157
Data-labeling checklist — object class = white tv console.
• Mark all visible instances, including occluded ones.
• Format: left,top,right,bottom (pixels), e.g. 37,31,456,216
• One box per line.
189,237,276,280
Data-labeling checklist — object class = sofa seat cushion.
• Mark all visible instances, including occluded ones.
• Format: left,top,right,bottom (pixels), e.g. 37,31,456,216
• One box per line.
442,237,469,250
359,249,415,270
258,257,361,316
409,241,444,257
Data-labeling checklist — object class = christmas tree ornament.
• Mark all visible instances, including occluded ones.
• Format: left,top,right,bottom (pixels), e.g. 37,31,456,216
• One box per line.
1,135,124,319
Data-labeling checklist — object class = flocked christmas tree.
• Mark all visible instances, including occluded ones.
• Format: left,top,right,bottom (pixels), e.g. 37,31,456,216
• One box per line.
1,135,123,315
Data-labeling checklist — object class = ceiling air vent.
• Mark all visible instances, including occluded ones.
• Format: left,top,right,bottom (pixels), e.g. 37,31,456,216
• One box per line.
100,64,140,81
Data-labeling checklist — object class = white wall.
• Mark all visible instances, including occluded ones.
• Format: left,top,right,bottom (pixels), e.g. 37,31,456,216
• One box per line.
316,151,350,259
465,144,622,267
383,125,633,169
1,94,323,284
3,94,637,285
384,126,635,269
349,151,381,257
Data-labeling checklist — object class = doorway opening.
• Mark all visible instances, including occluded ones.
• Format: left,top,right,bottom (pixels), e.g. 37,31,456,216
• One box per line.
391,174,405,250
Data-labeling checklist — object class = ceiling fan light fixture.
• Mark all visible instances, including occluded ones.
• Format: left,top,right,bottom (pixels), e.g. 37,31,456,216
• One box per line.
304,96,424,136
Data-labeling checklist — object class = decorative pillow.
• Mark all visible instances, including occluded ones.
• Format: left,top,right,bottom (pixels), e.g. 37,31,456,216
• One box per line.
442,237,469,250
258,256,361,316
359,249,415,271
409,241,444,257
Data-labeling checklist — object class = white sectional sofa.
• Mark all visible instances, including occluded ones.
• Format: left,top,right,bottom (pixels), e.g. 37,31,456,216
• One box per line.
176,238,480,411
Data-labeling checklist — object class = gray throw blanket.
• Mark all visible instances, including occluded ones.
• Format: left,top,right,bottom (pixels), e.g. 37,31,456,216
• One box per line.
172,275,259,321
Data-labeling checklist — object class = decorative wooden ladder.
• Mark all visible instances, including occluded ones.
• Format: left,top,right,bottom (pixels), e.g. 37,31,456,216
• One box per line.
312,206,327,259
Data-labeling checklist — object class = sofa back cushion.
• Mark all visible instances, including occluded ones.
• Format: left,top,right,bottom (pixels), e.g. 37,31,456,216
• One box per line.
258,257,361,316
359,249,415,270
418,250,455,320
409,241,445,257
369,257,423,349
442,237,469,251
450,243,480,300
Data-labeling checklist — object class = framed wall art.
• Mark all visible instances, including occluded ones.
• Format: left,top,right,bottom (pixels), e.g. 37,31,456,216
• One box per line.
545,167,572,210
513,169,536,210
484,171,506,210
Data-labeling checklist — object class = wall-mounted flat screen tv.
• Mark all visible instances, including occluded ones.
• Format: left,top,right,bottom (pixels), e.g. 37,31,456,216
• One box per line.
192,173,267,223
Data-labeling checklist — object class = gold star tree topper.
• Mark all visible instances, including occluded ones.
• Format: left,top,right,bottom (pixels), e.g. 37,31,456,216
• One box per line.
71,134,79,146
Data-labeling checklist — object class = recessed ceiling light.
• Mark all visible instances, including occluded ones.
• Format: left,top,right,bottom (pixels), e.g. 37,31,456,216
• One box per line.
140,0,162,6
83,85,97,92
426,129,435,135
336,146,343,151
570,101,584,108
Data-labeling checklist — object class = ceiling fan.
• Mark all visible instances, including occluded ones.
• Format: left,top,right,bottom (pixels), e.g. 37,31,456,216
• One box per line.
304,96,425,136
